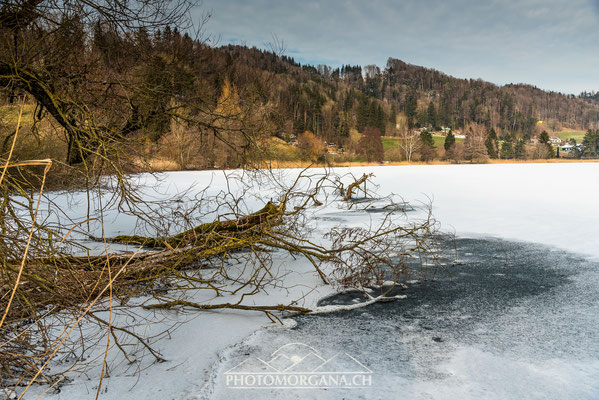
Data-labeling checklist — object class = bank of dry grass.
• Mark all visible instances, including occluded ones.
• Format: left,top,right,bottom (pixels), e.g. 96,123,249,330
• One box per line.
235,158,599,170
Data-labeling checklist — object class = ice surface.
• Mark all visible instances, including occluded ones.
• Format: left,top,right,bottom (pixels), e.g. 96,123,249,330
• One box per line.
203,237,599,400
23,162,599,399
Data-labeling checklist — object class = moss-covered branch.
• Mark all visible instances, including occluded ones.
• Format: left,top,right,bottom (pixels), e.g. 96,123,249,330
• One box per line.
107,200,284,248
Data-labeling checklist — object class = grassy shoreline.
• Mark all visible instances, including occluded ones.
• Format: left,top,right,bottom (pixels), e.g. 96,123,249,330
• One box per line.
269,158,599,168
145,157,599,172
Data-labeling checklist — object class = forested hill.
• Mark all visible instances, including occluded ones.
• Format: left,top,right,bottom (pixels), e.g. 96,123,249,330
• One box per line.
209,44,599,143
580,91,599,105
3,23,598,166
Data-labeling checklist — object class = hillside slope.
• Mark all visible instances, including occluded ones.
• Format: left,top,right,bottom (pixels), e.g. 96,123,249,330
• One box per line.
215,45,599,144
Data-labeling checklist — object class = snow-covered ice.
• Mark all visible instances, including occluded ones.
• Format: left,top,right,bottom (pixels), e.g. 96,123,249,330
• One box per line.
23,162,599,399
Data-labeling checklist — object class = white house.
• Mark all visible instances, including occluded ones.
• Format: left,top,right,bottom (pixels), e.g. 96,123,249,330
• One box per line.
560,143,582,153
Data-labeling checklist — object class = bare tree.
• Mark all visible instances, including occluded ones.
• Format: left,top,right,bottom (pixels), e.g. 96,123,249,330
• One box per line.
399,130,420,162
0,0,199,166
464,123,489,163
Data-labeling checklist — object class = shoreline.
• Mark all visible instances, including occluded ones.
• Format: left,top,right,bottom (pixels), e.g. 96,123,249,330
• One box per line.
147,158,599,172
271,158,599,168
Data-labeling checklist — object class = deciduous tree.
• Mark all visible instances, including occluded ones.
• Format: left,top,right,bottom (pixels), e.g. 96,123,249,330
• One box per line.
464,123,488,163
399,129,419,162
358,127,384,162
298,130,325,161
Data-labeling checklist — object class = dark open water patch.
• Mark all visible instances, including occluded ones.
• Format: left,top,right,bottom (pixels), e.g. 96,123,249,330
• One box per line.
318,237,575,310
307,238,599,357
210,238,599,399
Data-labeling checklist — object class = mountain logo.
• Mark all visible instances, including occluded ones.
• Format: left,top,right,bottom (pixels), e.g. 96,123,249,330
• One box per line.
224,342,372,389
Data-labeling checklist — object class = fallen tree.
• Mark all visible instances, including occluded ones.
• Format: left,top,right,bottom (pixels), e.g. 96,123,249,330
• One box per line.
0,166,443,392
104,200,286,249
341,172,373,201
0,1,445,394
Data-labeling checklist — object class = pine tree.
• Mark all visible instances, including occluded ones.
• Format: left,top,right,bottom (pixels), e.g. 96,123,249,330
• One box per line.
500,134,513,159
419,129,434,147
357,99,369,132
377,104,386,135
582,129,599,156
419,129,435,162
484,129,498,158
444,130,456,151
514,139,526,159
426,101,437,129
343,90,354,112
539,131,550,144
405,92,417,129
539,130,554,158
367,100,378,130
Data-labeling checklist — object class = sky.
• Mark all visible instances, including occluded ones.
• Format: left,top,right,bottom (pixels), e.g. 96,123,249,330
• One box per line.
194,0,599,94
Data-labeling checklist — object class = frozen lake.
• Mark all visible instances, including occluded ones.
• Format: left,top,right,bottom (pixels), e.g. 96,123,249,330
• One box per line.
31,162,599,400
204,237,599,399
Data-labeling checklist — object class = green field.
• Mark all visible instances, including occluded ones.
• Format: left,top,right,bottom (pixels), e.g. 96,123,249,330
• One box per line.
382,135,464,151
382,137,399,151
557,129,586,144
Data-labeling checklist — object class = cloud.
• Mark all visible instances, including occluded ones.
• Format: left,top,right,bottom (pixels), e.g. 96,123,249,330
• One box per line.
195,0,599,93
